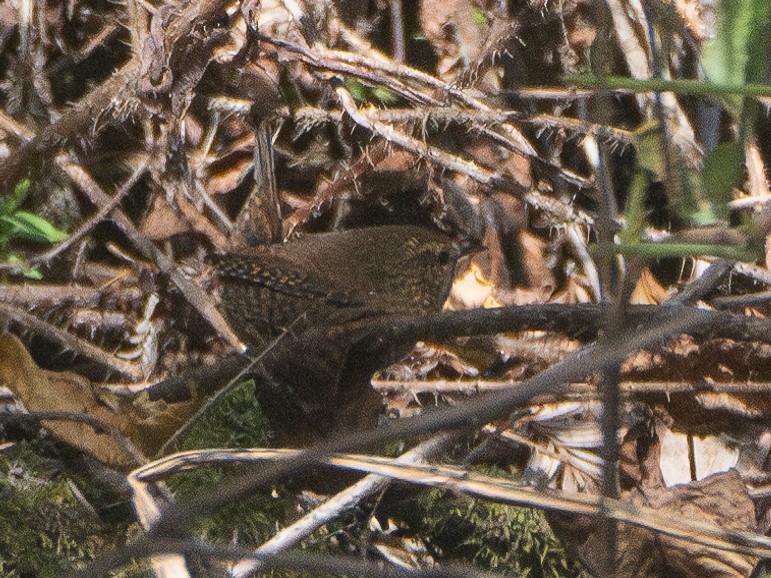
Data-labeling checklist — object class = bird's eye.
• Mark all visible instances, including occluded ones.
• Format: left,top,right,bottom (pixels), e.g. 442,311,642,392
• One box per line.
437,249,451,265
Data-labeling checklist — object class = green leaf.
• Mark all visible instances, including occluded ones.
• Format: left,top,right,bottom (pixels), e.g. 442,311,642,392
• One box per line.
2,253,42,279
1,212,68,243
634,122,665,178
595,241,758,261
22,266,43,280
621,171,649,245
0,178,30,215
372,86,398,105
566,73,771,99
703,0,771,112
701,141,744,220
344,78,366,103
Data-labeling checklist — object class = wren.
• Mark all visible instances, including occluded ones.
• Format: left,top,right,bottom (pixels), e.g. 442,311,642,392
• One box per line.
210,225,469,446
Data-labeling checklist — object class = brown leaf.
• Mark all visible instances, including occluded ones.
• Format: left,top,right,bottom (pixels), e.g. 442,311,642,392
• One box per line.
0,334,143,469
447,260,497,309
419,0,485,79
138,193,192,240
0,335,206,468
549,470,759,578
630,267,669,305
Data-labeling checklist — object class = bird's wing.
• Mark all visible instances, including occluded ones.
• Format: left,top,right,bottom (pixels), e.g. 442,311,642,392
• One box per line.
208,252,366,307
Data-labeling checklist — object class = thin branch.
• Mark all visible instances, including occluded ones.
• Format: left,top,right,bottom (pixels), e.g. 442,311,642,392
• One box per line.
125,537,499,578
130,447,771,560
63,305,716,578
54,153,245,352
334,85,593,226
143,303,771,407
389,0,406,63
0,301,142,380
266,35,596,190
230,433,461,577
32,162,147,265
666,258,735,307
372,378,771,396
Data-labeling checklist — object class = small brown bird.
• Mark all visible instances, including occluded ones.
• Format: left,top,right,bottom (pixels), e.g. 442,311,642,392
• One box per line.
210,225,469,446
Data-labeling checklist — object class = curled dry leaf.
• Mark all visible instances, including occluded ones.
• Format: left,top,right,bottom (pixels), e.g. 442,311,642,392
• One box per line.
447,260,497,309
548,470,761,578
0,334,143,469
630,267,670,305
0,334,201,469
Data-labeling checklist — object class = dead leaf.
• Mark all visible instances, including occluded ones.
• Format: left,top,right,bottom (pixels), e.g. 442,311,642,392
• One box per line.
0,335,203,469
548,470,760,578
447,260,497,309
630,267,669,305
0,334,143,469
139,193,191,240
419,0,485,80
206,153,253,195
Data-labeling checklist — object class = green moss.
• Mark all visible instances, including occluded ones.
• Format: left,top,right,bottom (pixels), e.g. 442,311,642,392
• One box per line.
166,379,367,577
170,391,588,577
171,378,274,453
166,378,273,499
398,468,590,578
167,379,300,554
0,442,131,577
